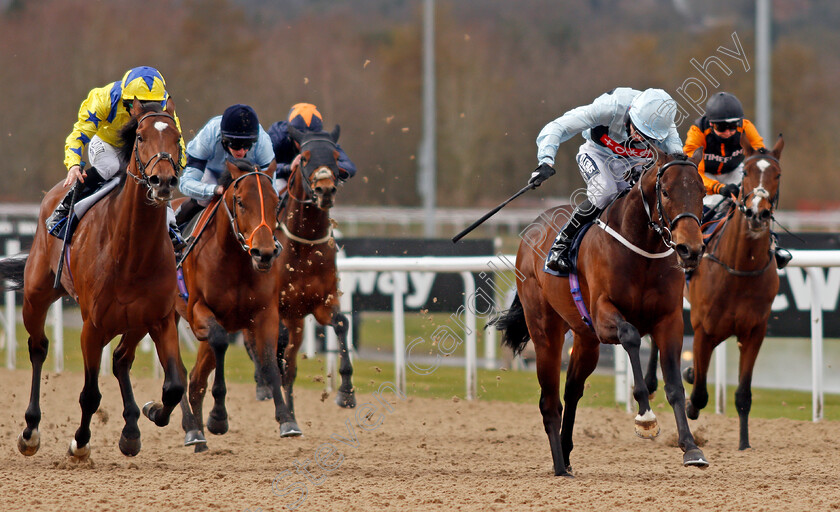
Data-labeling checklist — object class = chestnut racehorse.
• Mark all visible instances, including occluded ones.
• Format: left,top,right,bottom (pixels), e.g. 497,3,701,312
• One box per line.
246,124,356,436
0,101,186,460
654,135,784,450
492,150,708,476
174,158,287,451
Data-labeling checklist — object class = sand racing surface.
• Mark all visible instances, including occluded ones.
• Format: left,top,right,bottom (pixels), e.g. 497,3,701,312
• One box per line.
1,368,839,511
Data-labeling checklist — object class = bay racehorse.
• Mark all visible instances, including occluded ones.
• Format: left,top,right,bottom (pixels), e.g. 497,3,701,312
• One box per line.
245,124,356,436
648,135,784,450
492,150,708,476
0,101,186,460
174,158,287,451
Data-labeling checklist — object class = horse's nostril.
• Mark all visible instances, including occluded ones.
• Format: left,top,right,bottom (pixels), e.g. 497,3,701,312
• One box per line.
760,210,771,221
675,244,690,258
148,175,160,186
169,176,179,188
249,248,260,259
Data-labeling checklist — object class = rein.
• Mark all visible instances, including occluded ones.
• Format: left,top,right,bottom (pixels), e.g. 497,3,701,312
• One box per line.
125,112,182,186
597,158,700,259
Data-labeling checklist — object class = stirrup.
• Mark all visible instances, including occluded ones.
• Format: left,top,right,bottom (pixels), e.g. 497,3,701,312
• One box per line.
774,248,792,270
546,245,572,273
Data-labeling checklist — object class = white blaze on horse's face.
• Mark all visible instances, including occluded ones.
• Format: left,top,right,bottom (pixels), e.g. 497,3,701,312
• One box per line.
154,121,169,132
749,160,772,213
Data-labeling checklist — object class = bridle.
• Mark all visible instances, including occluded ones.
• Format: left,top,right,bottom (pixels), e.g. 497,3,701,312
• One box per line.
285,137,340,205
221,170,281,253
736,151,780,219
125,112,182,186
641,158,702,249
703,151,780,276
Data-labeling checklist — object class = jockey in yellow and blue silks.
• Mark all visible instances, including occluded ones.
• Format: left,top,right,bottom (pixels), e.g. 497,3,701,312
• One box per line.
48,66,186,235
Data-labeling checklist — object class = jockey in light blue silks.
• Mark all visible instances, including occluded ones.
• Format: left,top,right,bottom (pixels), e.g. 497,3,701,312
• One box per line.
529,87,683,274
172,104,276,247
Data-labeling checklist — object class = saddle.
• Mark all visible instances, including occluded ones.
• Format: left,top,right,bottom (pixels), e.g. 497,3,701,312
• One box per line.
48,178,120,241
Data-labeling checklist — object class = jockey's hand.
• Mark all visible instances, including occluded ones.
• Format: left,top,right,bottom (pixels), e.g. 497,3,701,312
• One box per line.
215,185,224,196
290,154,303,174
64,165,87,187
719,183,739,199
529,163,555,188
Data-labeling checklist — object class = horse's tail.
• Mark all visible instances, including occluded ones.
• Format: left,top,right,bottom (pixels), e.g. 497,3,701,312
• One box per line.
488,293,530,355
0,255,27,291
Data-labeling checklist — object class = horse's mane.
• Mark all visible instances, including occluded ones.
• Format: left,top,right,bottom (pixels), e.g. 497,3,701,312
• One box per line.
218,158,258,189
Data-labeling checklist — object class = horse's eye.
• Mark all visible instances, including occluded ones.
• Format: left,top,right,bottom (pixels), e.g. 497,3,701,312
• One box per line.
235,197,243,208
137,135,144,142
662,189,670,199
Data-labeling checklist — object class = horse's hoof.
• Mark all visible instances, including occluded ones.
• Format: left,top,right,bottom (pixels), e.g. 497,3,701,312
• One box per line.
683,448,709,468
634,410,660,439
686,400,700,420
17,430,40,456
194,442,209,453
142,401,170,427
554,466,574,478
738,442,752,451
184,430,207,447
68,439,91,461
206,415,229,435
683,367,695,385
256,385,273,401
118,434,141,457
280,421,303,437
335,390,356,409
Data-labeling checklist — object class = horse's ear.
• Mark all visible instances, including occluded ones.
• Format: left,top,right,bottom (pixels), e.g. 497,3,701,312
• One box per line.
771,134,784,160
691,147,703,167
288,124,303,144
129,96,144,118
331,124,341,143
741,130,755,158
165,96,177,117
225,158,241,177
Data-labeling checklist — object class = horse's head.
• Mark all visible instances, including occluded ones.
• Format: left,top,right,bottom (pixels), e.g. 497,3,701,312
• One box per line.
219,159,282,272
738,135,783,234
643,148,706,270
118,99,182,203
288,124,342,210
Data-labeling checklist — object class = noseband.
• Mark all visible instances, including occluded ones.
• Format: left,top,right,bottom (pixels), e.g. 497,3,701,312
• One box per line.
126,112,182,186
641,159,702,249
222,170,281,253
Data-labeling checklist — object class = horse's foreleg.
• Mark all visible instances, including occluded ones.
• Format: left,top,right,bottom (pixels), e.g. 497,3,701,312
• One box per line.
654,313,708,467
281,318,304,429
644,344,659,398
243,331,273,401
112,330,145,456
686,327,717,421
18,293,56,456
250,314,299,437
205,319,230,436
330,310,355,408
561,331,600,474
70,323,106,461
735,330,765,450
143,311,186,428
533,333,568,477
182,340,215,452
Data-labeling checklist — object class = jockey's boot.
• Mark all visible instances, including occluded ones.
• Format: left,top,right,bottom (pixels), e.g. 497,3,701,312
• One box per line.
771,232,792,269
175,198,203,227
46,167,104,233
546,198,602,273
169,223,187,254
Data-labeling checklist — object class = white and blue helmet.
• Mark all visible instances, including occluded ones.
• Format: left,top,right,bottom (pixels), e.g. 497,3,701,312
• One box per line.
629,88,677,141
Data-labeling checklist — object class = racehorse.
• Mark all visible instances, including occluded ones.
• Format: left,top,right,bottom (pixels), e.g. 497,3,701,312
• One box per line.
248,124,356,436
175,158,287,451
0,101,186,460
647,135,784,450
492,150,708,476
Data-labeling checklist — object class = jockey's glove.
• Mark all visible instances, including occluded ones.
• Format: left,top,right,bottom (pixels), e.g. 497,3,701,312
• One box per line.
529,163,555,188
719,183,739,199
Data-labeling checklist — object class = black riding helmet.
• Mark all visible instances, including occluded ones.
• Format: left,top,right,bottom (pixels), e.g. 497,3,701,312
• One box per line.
705,92,744,123
220,104,259,151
